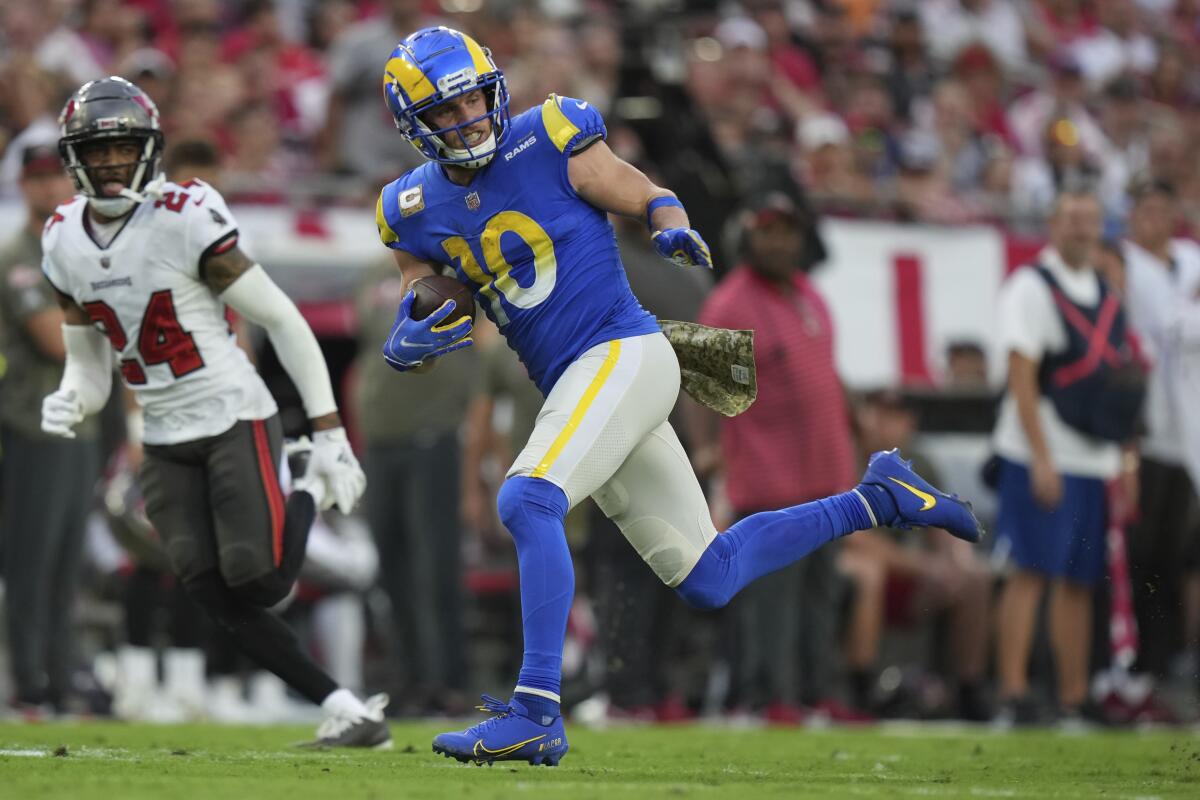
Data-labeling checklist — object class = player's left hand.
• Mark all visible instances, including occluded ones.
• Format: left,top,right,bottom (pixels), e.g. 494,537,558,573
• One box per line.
41,389,84,439
651,228,713,269
310,427,366,513
382,290,474,372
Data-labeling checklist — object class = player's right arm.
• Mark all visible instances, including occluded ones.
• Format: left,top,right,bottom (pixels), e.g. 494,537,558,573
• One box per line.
1000,270,1062,509
40,285,114,439
206,242,366,512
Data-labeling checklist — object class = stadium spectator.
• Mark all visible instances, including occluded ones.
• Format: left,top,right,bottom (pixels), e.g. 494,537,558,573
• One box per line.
839,390,992,720
1026,0,1095,60
795,112,874,213
881,6,936,124
0,143,100,715
1121,180,1200,698
351,256,476,716
1010,117,1102,225
1095,74,1150,218
1007,51,1106,160
919,0,1030,76
949,43,1016,149
0,62,62,199
695,192,857,722
991,189,1141,726
320,0,430,183
944,340,990,389
1071,0,1157,90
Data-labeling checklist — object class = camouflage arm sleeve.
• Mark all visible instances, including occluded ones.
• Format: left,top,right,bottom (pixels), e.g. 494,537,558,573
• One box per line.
658,320,757,417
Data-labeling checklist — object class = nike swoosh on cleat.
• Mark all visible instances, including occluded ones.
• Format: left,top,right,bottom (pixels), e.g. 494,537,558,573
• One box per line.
888,477,937,511
473,734,546,758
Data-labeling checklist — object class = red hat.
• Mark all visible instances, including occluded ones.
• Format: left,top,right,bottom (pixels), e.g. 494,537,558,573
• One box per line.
20,143,64,178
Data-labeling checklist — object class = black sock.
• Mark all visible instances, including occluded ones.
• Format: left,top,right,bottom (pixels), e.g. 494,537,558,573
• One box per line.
124,566,161,647
849,669,874,709
228,492,317,608
185,570,336,704
278,491,316,585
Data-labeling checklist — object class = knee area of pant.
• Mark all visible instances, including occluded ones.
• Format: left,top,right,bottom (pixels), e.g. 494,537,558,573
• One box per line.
183,570,239,623
675,581,731,611
226,572,291,608
672,537,735,610
496,476,568,534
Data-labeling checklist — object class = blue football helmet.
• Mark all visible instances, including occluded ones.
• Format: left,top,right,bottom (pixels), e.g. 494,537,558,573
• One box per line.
382,26,511,168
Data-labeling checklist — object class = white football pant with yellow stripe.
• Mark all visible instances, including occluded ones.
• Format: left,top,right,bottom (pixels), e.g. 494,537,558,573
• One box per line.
507,331,718,587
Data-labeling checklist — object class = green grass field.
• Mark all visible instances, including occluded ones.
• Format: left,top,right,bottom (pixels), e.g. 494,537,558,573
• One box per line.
1,720,1197,799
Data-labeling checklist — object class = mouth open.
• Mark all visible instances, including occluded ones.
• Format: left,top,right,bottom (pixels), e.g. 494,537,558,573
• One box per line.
100,179,128,197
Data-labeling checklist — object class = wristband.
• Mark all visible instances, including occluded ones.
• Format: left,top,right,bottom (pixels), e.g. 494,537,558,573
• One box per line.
646,195,685,232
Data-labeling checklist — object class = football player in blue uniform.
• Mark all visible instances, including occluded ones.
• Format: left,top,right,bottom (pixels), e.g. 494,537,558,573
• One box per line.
375,27,983,766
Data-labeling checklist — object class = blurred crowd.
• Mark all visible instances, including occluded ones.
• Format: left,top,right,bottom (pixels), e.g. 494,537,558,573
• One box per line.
1,0,1197,234
2,0,1200,729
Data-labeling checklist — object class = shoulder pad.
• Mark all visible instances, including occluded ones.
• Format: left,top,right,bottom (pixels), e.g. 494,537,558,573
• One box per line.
539,94,606,155
40,198,81,250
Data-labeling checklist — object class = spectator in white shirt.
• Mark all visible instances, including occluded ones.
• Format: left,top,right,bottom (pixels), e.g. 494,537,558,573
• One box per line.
920,0,1030,75
1072,0,1158,90
1120,180,1200,690
991,190,1140,726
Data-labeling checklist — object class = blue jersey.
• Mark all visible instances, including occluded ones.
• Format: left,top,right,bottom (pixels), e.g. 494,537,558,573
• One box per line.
376,94,660,394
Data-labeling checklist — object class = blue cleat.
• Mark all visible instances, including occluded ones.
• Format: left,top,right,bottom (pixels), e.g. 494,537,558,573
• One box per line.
859,448,985,543
432,694,568,767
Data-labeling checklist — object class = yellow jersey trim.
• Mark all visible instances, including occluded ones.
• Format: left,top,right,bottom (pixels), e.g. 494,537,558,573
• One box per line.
376,192,399,246
540,94,580,153
531,340,621,478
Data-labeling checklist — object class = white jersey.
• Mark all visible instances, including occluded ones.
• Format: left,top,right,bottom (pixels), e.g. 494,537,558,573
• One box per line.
42,180,277,445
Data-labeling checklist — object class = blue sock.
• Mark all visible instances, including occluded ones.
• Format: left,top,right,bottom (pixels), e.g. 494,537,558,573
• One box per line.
496,476,572,705
855,481,898,526
514,691,560,724
675,489,876,610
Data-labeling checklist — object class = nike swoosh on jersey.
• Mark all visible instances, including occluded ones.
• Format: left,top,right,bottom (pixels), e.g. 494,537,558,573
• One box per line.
575,101,588,109
191,192,206,206
888,477,937,511
473,734,546,758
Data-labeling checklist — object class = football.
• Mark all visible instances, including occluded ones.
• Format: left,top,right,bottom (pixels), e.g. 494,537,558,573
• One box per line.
409,274,476,325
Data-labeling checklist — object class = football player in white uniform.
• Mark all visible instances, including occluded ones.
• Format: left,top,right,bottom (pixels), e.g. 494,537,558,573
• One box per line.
39,77,385,747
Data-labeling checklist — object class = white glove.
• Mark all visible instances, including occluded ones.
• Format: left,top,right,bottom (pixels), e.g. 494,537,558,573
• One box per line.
310,427,366,513
41,389,85,439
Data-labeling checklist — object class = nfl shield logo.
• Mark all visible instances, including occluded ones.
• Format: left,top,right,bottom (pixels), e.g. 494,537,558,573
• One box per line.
100,256,111,269
465,191,481,211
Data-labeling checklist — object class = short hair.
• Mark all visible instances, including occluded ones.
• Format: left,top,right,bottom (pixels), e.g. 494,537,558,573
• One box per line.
1051,185,1100,216
1127,176,1176,203
946,339,985,360
164,139,220,174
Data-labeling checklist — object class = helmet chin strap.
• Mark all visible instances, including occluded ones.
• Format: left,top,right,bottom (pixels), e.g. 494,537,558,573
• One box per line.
89,174,166,217
439,131,498,169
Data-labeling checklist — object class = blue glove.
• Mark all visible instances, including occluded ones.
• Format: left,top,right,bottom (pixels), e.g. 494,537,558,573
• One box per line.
651,228,713,269
381,291,474,372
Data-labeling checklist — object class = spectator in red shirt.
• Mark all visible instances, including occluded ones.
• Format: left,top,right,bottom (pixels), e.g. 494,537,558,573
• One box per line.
694,191,859,721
